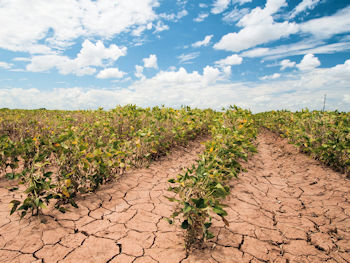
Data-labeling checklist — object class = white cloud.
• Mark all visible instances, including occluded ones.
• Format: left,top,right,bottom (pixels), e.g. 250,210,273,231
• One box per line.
223,66,232,76
0,0,159,53
199,3,208,8
241,47,270,57
177,10,188,19
300,6,350,39
143,54,158,69
280,59,296,70
177,52,200,63
26,55,96,76
132,22,153,36
203,66,222,84
192,35,214,48
222,8,250,23
0,62,13,69
159,10,188,22
215,54,243,67
154,21,169,33
96,68,126,79
1,60,350,112
26,40,127,76
241,40,350,60
135,65,144,79
12,57,31,62
232,0,252,5
214,0,298,52
194,13,209,22
260,73,281,80
297,53,320,71
290,0,321,19
344,94,350,103
76,40,127,67
211,0,231,14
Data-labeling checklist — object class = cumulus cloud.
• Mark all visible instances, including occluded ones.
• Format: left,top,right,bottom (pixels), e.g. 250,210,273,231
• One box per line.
214,0,298,52
211,0,231,14
96,68,126,79
192,35,214,48
0,0,159,53
280,59,296,70
215,54,243,67
76,40,127,67
297,53,320,71
159,10,188,22
260,73,281,80
143,54,158,69
1,60,350,112
26,40,126,76
135,65,144,79
153,21,169,33
194,13,209,22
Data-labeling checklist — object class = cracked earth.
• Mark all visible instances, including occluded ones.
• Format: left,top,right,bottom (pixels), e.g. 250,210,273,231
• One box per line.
1,130,350,263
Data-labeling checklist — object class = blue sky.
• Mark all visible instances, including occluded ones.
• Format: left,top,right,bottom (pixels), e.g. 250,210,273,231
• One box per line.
0,0,349,112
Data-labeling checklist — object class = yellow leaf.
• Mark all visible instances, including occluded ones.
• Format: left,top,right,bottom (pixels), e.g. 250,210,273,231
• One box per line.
151,148,157,154
65,179,71,187
62,188,70,198
209,147,214,153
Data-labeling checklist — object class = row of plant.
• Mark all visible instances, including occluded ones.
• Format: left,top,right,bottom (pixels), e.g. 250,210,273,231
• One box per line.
255,110,349,176
0,106,216,217
166,106,257,251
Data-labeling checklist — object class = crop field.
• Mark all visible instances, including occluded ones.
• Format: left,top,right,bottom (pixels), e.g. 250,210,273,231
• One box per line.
0,106,349,263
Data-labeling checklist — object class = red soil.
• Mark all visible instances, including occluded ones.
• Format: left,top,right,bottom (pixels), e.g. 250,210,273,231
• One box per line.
0,130,349,262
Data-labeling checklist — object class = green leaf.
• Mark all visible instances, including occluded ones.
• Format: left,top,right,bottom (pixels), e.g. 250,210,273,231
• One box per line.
212,207,227,216
10,200,20,215
204,222,212,229
206,231,215,240
8,187,18,192
181,220,189,229
34,198,40,208
70,199,79,208
43,171,53,178
183,202,191,213
20,211,26,219
165,196,178,202
192,198,207,209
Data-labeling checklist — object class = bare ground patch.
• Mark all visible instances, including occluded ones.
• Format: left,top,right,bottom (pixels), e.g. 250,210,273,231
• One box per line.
1,130,349,262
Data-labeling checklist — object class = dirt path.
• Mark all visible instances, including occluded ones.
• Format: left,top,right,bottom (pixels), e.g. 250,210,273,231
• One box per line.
186,129,349,263
0,137,207,263
1,130,349,263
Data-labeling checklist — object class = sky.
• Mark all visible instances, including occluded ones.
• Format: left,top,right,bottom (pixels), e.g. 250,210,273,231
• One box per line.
0,0,349,112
